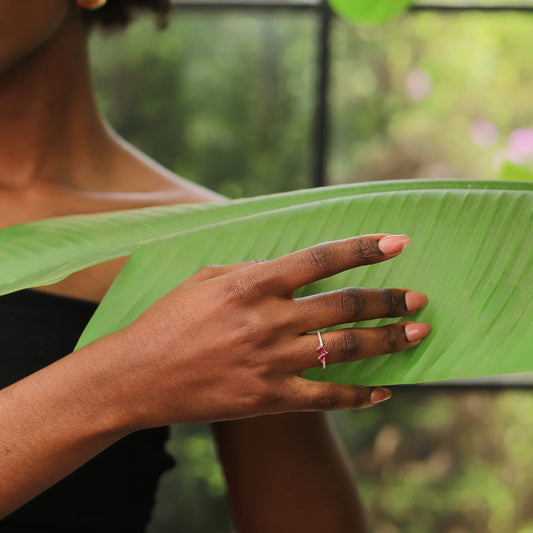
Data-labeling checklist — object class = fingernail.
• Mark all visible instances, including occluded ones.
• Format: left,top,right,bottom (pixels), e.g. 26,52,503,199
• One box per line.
370,387,392,404
404,322,431,342
378,235,410,255
405,291,428,311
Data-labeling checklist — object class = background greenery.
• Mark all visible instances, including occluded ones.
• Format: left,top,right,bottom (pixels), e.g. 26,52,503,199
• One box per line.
89,4,533,532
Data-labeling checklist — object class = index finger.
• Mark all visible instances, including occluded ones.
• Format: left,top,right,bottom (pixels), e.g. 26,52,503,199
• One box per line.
247,234,411,296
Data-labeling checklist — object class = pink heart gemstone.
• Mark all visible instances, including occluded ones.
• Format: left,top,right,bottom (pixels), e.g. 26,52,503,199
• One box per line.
317,347,328,359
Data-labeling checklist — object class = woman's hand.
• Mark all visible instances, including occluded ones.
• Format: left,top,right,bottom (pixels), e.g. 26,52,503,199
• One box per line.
108,233,430,430
0,233,430,516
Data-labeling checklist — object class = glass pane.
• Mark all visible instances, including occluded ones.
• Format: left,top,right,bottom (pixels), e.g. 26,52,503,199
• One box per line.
329,11,533,185
90,10,316,197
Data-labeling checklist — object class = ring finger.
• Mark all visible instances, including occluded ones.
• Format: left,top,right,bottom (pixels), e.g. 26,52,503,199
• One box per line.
290,321,431,371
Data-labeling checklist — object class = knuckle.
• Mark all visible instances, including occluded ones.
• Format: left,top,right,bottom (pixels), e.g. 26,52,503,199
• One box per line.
238,387,265,411
262,383,285,409
196,265,223,278
339,288,367,318
246,310,263,335
383,324,405,352
354,238,380,263
238,312,266,346
337,329,361,360
306,245,335,276
242,380,282,412
351,386,371,409
221,275,258,304
313,387,340,411
383,289,408,316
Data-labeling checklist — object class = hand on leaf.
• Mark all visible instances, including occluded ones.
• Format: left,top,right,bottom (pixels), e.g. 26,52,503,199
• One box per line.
105,234,430,430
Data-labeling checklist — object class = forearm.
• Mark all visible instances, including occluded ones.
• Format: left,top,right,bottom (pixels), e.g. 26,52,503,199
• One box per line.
213,412,367,533
0,334,132,517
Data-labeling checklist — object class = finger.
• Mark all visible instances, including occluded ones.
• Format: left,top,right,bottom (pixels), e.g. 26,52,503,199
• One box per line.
284,377,392,411
189,260,267,283
237,234,410,296
291,321,431,370
294,288,428,331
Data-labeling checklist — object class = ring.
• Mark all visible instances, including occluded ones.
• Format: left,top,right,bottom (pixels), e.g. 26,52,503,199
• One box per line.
316,331,328,369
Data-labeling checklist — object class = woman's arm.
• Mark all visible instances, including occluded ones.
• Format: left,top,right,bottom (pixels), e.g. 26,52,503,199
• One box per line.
214,412,369,533
0,333,132,517
0,234,429,517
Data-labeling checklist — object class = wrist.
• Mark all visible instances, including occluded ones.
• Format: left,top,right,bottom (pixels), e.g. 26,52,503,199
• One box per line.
67,332,145,437
0,335,137,514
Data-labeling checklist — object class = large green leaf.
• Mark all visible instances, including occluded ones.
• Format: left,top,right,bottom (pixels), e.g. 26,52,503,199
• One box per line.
0,179,516,295
1,180,531,386
73,181,533,386
328,0,413,25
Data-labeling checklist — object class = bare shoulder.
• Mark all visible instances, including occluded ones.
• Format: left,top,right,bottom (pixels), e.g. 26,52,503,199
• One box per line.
103,135,225,207
31,138,227,303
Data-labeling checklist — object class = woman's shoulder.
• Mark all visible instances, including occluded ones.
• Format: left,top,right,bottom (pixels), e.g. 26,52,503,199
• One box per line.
94,136,225,209
16,140,226,303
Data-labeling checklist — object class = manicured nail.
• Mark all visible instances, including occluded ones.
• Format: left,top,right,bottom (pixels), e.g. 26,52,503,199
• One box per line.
378,234,410,255
404,322,431,342
370,387,392,404
405,291,428,311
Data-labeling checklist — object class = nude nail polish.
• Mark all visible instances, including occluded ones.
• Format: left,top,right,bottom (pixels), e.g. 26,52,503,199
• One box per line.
405,291,428,311
370,387,392,404
378,235,411,255
405,322,431,342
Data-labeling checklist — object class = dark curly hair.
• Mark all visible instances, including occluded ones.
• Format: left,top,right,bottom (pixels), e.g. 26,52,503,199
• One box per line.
83,0,172,30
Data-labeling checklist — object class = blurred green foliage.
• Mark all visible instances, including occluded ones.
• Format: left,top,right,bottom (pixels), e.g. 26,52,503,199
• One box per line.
328,0,414,25
499,161,533,181
329,12,533,184
333,391,533,533
91,9,533,194
91,12,315,197
89,6,533,532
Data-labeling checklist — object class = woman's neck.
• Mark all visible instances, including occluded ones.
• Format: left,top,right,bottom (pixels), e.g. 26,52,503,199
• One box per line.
0,7,114,192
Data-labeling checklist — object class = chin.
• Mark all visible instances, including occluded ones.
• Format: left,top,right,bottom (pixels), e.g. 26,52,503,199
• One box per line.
0,1,70,79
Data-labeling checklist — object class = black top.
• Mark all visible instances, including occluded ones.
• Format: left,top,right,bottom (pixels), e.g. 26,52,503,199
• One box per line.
0,290,173,533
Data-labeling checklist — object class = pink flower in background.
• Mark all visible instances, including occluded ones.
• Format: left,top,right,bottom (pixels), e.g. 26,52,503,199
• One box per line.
508,128,533,160
406,69,432,101
470,119,499,149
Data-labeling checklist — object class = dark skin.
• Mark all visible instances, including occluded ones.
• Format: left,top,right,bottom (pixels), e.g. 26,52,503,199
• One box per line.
0,2,431,530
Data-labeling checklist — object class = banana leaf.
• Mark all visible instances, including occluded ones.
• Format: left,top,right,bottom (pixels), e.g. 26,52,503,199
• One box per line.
0,179,514,295
1,180,532,386
72,180,533,386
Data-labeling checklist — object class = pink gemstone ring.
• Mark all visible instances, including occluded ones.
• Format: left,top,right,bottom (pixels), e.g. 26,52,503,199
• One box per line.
316,331,328,369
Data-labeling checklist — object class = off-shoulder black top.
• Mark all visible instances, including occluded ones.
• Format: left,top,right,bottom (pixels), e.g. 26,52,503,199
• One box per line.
0,290,173,533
